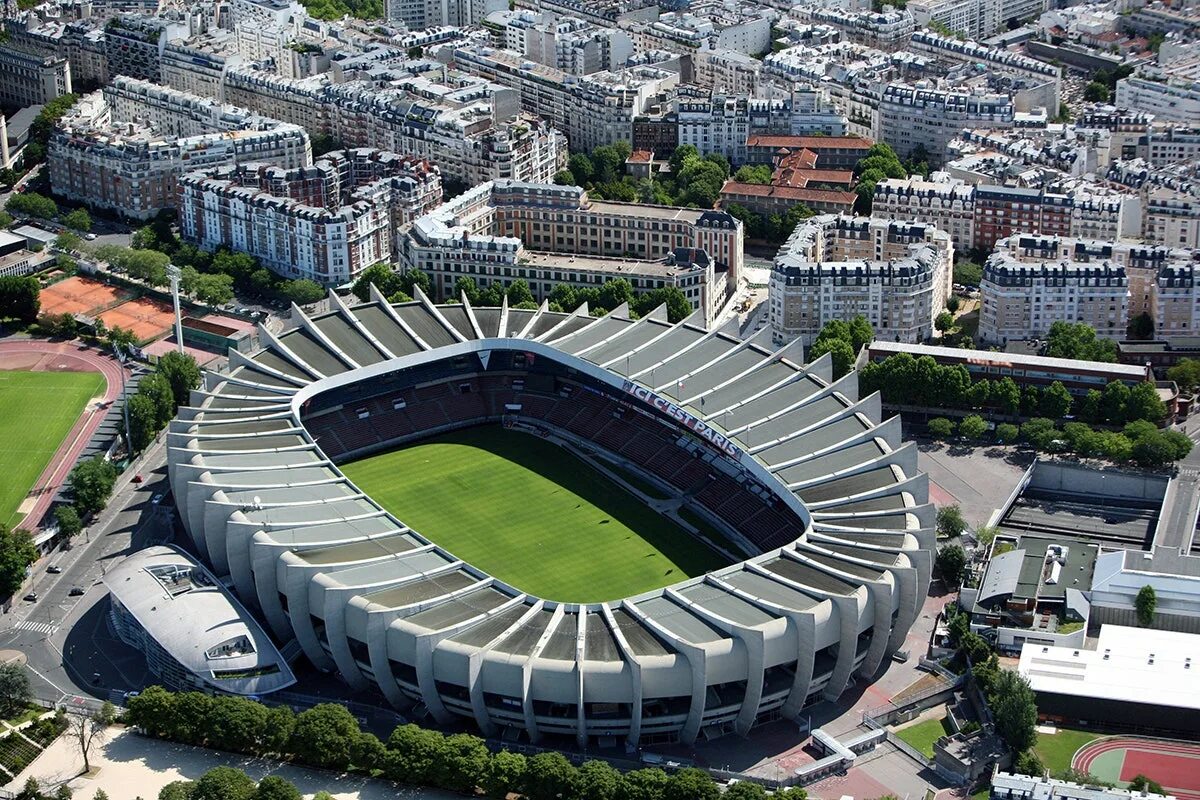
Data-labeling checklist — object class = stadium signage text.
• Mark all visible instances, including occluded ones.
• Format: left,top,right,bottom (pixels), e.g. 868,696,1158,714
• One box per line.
621,381,741,459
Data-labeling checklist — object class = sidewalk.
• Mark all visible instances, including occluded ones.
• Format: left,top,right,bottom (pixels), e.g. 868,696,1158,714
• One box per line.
7,727,457,800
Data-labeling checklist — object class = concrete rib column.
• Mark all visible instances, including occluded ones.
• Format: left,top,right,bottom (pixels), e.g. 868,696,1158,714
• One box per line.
666,586,764,738
857,581,892,679
251,534,292,640
319,578,369,691
600,605,644,748
823,593,861,700
414,630,453,724
367,611,406,710
575,610,587,749
624,600,708,745
468,601,542,739
522,605,566,744
280,554,337,671
885,563,919,655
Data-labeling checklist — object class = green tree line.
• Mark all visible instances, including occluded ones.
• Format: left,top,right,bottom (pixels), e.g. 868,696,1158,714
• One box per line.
126,687,803,800
555,144,731,209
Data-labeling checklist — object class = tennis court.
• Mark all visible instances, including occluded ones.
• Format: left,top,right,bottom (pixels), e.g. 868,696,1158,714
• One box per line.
40,276,131,317
97,296,176,342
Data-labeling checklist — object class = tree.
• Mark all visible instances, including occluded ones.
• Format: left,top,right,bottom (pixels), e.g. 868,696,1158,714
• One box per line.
992,377,1021,415
568,153,594,185
1044,321,1117,363
157,351,201,412
1040,381,1072,419
989,670,1038,753
575,760,619,800
1101,381,1130,424
54,505,82,538
191,767,256,800
6,192,58,220
1128,775,1165,794
1020,417,1059,450
386,723,446,786
106,325,137,352
525,752,577,800
1083,81,1110,102
1125,382,1166,424
126,685,175,738
0,526,37,597
280,279,325,306
665,769,718,800
288,704,361,770
61,208,92,232
722,782,768,800
995,423,1019,443
959,414,988,440
432,733,490,792
935,311,955,333
483,750,528,800
125,393,159,452
633,286,691,322
69,708,110,774
253,777,300,800
68,456,118,517
733,164,773,184
1013,750,1045,777
928,417,955,439
350,731,387,772
1136,584,1156,626
139,372,176,430
205,696,270,754
352,263,402,302
56,231,83,254
0,663,31,718
0,276,41,323
810,337,855,379
615,769,670,800
159,782,196,800
937,505,967,538
553,170,576,185
937,544,968,587
193,273,235,307
1167,359,1200,393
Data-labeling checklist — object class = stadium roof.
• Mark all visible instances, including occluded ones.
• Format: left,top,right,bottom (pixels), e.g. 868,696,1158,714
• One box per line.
168,291,933,703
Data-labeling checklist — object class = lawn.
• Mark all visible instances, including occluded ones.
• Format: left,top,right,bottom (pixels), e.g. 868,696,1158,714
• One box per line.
1033,726,1103,773
896,715,952,758
0,370,105,528
340,425,731,602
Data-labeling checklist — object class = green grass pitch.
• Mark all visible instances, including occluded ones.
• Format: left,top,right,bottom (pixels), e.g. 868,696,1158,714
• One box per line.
340,425,731,602
0,370,106,529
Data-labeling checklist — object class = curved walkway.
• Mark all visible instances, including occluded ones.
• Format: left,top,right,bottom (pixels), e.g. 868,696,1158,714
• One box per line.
0,339,125,532
1074,736,1200,800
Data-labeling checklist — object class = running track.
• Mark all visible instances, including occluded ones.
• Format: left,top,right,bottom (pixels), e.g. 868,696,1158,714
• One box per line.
1074,737,1200,800
0,340,126,532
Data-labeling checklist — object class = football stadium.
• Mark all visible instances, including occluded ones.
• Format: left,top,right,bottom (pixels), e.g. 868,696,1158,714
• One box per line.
167,289,933,746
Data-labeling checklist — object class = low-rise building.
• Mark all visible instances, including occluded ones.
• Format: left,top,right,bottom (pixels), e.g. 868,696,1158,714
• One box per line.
404,181,743,323
49,77,311,220
179,149,442,286
769,215,953,346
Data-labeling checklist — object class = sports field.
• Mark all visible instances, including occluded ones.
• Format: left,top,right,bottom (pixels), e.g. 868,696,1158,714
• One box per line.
0,370,105,528
340,426,730,602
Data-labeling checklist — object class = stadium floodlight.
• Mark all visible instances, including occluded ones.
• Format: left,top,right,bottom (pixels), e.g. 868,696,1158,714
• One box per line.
167,264,184,354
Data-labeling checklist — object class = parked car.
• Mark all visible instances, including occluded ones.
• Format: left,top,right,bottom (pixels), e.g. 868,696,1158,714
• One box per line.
132,474,143,484
47,565,62,574
23,593,37,602
151,493,164,505
69,587,85,597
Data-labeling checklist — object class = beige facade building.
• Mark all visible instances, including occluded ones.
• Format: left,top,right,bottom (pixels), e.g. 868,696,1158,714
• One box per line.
405,181,743,323
769,215,954,346
49,77,310,221
179,150,442,286
872,173,976,249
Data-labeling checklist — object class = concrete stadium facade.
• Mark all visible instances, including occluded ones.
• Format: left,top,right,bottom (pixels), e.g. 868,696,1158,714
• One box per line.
167,289,933,747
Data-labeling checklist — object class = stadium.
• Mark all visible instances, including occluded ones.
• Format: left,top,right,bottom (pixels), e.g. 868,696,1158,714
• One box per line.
166,289,933,747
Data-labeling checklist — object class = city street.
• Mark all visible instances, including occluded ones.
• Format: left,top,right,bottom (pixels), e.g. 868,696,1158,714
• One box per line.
0,437,173,705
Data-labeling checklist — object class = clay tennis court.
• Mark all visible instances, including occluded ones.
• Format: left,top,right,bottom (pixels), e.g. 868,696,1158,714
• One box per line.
97,295,176,342
39,276,131,316
1074,737,1200,800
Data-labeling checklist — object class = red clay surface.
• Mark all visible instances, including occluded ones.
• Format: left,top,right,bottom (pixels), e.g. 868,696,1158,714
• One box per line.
97,296,176,343
0,340,125,532
1075,737,1200,800
40,277,131,317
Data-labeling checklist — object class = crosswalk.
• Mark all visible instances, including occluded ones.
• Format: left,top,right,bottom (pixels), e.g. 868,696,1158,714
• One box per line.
14,620,58,636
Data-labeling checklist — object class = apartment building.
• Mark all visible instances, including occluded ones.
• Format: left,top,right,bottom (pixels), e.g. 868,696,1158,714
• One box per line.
404,181,743,323
676,92,847,164
769,215,954,346
694,48,762,96
449,44,676,152
877,84,1014,166
0,41,72,108
908,0,1047,40
1143,126,1200,166
796,5,916,52
63,23,109,89
1145,188,1200,249
907,30,1061,115
161,35,245,102
872,174,975,249
179,150,442,286
104,17,189,83
979,236,1131,345
49,77,311,220
627,8,773,57
974,185,1073,251
1115,74,1200,124
386,0,505,30
523,15,633,75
